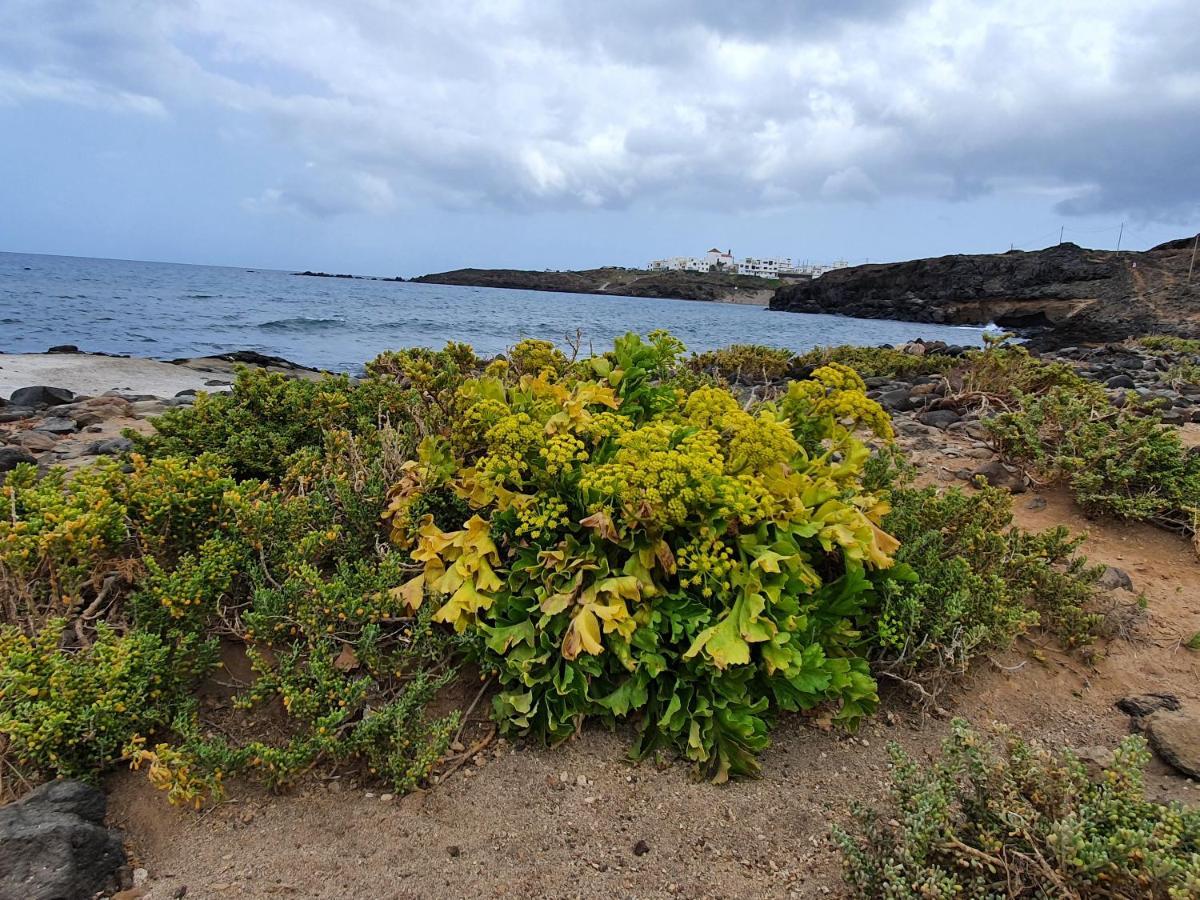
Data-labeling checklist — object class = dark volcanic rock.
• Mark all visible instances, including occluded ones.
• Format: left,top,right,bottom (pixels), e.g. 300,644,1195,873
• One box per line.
770,240,1200,346
917,409,960,430
1117,693,1181,719
0,780,127,900
971,459,1027,493
0,447,38,472
87,437,134,456
35,416,77,435
8,385,75,408
412,266,778,304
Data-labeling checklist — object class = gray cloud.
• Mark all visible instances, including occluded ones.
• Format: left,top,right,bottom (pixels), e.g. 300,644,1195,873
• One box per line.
2,0,1196,223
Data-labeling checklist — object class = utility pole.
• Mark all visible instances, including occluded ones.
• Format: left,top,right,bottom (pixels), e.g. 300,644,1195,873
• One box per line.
1117,221,1124,251
1189,233,1199,285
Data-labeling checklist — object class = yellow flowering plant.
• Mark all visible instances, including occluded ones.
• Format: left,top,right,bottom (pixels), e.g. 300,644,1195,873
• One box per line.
386,332,898,780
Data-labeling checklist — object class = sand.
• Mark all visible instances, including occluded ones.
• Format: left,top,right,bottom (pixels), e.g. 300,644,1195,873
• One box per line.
0,353,226,400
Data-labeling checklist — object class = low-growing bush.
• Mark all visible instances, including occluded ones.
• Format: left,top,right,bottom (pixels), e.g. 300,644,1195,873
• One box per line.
387,332,898,780
0,621,213,780
872,485,1102,699
688,344,796,383
835,720,1200,898
794,345,955,380
1138,335,1200,355
988,387,1200,532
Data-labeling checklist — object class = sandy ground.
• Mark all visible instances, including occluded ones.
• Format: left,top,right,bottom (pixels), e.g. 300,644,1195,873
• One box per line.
0,352,325,401
105,465,1200,899
0,354,226,400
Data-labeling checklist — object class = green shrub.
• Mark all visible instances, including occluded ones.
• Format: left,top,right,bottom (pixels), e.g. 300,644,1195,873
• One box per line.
688,344,796,383
872,485,1101,698
0,621,214,780
1138,335,1200,355
133,347,478,481
834,720,1200,898
794,345,955,379
988,387,1200,531
387,333,898,780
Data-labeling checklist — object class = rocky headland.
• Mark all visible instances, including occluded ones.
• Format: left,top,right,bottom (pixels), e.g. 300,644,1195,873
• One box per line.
411,266,778,304
770,239,1200,346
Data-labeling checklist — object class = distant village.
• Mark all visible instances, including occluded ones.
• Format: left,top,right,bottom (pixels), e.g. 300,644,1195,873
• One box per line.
647,248,849,279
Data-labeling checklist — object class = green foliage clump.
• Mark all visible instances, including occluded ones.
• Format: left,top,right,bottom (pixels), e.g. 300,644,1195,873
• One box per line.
1,357,478,804
1137,335,1200,355
688,344,796,383
388,332,898,780
872,485,1101,698
835,720,1200,898
135,344,480,481
0,621,213,780
959,338,1100,406
794,345,955,379
988,387,1200,531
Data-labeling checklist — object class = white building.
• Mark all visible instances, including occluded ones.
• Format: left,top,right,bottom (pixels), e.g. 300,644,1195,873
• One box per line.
738,256,796,278
793,259,850,278
647,247,736,273
647,256,708,272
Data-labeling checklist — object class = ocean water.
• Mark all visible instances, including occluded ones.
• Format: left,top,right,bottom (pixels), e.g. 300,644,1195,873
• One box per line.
0,252,987,372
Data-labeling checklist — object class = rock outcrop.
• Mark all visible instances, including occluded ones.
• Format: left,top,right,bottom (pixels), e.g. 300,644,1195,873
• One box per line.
412,267,777,304
0,780,127,900
770,240,1200,345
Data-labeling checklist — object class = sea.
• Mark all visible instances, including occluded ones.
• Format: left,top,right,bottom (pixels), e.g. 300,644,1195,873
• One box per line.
0,252,988,372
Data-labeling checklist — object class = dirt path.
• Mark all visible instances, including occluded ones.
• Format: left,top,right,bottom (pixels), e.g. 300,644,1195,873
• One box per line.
107,479,1200,900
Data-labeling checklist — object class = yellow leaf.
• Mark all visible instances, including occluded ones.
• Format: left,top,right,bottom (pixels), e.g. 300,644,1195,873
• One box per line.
579,509,619,542
562,605,603,660
390,573,426,611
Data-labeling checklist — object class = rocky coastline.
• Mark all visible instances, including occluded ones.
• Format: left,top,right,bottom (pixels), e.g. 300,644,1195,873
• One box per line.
411,266,778,304
770,239,1200,347
0,350,321,475
5,338,1198,484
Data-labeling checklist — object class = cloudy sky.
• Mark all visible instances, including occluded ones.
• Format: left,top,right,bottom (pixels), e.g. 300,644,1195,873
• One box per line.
1,0,1196,274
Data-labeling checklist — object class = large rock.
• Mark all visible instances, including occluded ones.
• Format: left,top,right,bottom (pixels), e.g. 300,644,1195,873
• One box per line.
8,386,75,408
0,780,127,900
1142,709,1200,779
971,459,1027,493
0,447,38,473
13,432,58,452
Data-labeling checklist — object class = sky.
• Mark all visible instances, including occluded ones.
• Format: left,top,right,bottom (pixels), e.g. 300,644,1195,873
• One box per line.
0,0,1197,275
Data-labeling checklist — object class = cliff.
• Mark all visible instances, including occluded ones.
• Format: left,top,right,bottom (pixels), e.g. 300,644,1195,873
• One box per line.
769,240,1200,344
411,267,778,304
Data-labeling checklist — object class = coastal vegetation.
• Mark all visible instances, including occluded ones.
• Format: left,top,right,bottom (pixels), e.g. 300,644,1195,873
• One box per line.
1,329,1198,896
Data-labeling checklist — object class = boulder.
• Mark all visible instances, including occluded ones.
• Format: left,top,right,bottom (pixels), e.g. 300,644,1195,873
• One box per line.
34,417,77,436
878,389,917,412
971,459,1027,493
45,345,79,354
0,780,127,900
1098,565,1134,592
71,398,133,427
8,386,75,408
1116,693,1180,719
13,432,58,452
0,447,38,473
87,438,134,457
1105,374,1136,389
1142,709,1200,779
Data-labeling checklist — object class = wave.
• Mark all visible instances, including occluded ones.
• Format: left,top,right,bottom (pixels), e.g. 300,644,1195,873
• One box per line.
258,316,347,332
